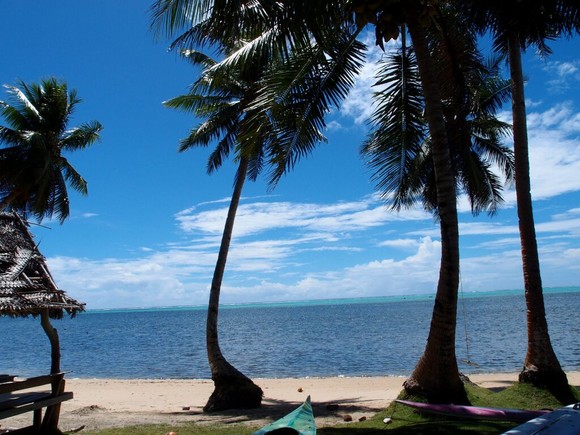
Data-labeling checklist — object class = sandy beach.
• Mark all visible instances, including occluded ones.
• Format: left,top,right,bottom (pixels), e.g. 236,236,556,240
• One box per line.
1,372,579,432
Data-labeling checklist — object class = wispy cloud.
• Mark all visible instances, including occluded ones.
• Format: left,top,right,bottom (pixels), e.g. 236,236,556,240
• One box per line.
338,31,398,125
175,195,427,238
543,60,580,93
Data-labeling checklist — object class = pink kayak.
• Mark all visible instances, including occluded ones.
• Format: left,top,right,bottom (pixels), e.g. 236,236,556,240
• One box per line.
395,399,550,423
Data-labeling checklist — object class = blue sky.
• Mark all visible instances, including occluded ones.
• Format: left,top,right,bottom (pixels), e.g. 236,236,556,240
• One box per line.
2,1,580,309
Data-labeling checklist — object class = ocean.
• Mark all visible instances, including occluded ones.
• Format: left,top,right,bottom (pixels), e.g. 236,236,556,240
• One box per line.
1,287,578,379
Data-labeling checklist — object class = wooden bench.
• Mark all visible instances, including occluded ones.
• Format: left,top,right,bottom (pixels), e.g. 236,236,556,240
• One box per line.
0,373,73,433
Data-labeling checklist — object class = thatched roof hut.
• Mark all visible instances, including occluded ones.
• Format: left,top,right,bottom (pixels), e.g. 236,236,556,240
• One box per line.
0,211,85,318
1,211,85,374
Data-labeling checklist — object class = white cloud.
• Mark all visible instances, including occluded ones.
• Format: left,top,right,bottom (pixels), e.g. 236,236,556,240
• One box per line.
175,196,427,238
553,208,580,220
327,120,345,131
378,238,421,249
339,31,399,125
494,102,580,204
543,60,580,92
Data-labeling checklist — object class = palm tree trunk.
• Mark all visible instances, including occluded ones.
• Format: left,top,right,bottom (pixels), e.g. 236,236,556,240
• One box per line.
507,34,572,403
40,309,64,429
402,12,467,404
204,156,263,412
40,309,61,374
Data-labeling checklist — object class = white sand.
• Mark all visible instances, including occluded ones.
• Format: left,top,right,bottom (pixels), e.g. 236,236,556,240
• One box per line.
1,372,578,432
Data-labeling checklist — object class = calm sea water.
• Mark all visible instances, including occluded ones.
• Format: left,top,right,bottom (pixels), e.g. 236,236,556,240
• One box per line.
1,288,578,379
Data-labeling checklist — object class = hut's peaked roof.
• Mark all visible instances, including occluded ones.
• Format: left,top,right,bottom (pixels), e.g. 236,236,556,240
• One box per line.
0,212,85,318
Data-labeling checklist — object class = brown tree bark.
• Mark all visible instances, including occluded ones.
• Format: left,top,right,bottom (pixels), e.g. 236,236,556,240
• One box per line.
402,9,467,404
40,309,60,374
40,309,64,429
204,156,263,412
507,34,573,403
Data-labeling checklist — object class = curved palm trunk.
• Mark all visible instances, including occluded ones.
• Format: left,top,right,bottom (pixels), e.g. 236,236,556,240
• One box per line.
507,34,572,403
402,13,467,404
204,156,263,412
40,308,61,374
40,309,65,428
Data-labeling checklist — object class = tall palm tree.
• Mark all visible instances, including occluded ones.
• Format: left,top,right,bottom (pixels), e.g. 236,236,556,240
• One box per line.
469,0,579,402
363,13,514,401
164,49,283,411
352,0,467,403
0,78,102,223
153,3,349,410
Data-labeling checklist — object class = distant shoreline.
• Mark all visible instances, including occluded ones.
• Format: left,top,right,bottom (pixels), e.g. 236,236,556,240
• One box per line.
83,285,580,313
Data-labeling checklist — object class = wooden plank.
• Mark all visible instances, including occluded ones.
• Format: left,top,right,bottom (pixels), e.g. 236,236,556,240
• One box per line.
0,392,73,420
0,373,64,395
0,372,71,432
0,392,51,411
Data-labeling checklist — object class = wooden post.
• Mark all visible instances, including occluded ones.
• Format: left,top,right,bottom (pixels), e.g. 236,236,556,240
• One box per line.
40,309,61,374
40,309,63,429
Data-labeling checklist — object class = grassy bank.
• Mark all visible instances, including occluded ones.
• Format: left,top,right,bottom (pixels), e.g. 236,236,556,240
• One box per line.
80,382,579,435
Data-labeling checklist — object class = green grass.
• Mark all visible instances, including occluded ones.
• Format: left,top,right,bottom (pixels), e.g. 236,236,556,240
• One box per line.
78,382,579,435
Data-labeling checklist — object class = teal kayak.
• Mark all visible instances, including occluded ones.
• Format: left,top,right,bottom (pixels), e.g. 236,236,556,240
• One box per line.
253,396,316,435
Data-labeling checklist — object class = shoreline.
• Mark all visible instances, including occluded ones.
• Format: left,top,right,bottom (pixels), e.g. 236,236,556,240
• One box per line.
2,372,579,432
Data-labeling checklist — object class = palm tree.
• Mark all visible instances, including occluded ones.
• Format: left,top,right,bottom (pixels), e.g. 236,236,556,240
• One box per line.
0,78,102,223
151,0,478,403
351,1,467,403
469,0,579,402
0,78,100,425
362,14,515,401
164,49,282,411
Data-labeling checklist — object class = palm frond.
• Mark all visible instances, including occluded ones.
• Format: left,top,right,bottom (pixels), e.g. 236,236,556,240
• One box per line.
61,121,103,150
260,26,366,185
60,157,89,196
150,0,213,39
4,83,42,121
458,150,504,215
362,47,427,211
206,132,237,174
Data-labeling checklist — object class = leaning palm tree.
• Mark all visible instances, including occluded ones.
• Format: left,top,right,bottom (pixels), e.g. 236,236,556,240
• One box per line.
469,0,579,402
0,78,102,223
164,48,283,411
154,3,366,408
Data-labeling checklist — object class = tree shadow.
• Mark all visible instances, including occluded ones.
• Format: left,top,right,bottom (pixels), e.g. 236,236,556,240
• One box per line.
163,395,383,424
317,416,514,434
486,380,516,393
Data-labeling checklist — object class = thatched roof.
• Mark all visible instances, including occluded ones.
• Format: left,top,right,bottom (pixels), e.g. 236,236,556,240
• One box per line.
0,211,85,318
